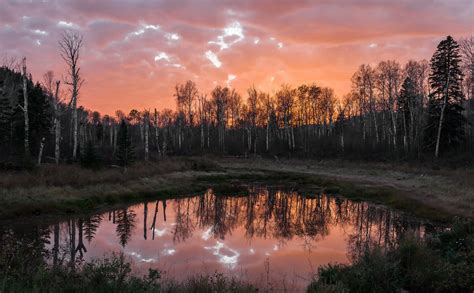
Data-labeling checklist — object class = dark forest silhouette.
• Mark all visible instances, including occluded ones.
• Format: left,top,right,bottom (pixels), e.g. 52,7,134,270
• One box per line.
0,35,473,168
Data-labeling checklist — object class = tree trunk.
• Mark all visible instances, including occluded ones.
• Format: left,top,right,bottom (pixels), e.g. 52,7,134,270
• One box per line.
200,123,204,149
266,120,269,152
435,60,452,158
144,117,149,161
72,100,78,160
53,81,61,164
21,59,29,156
55,120,61,164
37,137,45,165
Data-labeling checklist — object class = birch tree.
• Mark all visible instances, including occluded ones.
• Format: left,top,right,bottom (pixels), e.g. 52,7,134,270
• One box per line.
20,57,29,156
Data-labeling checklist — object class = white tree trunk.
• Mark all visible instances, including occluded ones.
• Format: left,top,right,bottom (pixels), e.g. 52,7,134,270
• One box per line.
53,81,61,164
37,137,45,165
435,62,452,158
21,59,29,156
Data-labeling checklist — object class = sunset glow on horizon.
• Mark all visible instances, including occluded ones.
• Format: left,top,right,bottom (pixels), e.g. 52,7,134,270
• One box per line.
1,0,472,115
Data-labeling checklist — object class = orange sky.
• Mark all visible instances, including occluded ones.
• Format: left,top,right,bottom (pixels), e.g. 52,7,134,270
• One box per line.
1,0,472,115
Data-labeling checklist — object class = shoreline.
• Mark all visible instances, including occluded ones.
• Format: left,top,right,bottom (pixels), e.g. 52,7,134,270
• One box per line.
0,157,472,222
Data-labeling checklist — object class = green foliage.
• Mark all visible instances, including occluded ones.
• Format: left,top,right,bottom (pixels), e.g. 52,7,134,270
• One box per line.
308,220,474,293
115,119,134,170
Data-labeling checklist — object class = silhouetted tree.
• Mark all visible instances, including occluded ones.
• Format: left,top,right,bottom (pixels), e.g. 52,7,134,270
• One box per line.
115,119,134,172
425,36,465,157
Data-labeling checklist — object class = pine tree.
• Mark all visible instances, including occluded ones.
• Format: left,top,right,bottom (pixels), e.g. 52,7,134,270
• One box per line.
425,36,466,157
81,140,99,169
115,119,134,172
0,88,12,142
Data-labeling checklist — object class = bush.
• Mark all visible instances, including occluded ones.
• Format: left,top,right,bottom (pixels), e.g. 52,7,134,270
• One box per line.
308,220,474,293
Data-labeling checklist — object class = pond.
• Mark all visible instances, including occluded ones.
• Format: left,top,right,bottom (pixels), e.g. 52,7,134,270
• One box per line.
0,186,440,291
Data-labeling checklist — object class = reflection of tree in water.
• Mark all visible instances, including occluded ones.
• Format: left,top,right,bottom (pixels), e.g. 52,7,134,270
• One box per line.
83,215,103,243
115,208,137,247
170,188,429,252
173,197,195,243
0,187,437,269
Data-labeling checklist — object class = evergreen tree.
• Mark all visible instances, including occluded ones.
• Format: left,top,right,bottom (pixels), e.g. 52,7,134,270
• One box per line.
0,84,12,142
425,36,466,157
115,119,134,171
28,83,52,154
81,140,100,169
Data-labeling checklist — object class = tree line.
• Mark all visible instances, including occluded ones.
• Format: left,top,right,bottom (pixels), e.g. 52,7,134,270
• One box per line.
0,35,473,169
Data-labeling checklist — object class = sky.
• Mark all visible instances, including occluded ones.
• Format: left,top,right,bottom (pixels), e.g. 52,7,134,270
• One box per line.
1,0,472,115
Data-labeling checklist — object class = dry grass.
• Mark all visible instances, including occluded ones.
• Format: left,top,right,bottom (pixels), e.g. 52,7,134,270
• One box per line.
218,157,474,219
0,156,472,221
0,158,197,189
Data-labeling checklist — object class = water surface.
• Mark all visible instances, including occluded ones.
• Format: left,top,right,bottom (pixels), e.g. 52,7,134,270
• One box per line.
1,186,438,291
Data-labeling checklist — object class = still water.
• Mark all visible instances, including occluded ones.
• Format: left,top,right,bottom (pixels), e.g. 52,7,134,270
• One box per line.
1,186,438,291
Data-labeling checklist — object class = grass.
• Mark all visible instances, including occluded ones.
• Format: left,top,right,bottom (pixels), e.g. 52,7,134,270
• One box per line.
0,249,257,293
307,219,474,292
0,156,470,222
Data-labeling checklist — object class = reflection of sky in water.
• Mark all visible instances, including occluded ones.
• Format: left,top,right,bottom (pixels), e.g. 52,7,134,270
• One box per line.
41,189,428,291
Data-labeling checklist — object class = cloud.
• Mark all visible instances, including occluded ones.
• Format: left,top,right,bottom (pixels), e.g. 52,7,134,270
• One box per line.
0,0,471,114
205,50,222,68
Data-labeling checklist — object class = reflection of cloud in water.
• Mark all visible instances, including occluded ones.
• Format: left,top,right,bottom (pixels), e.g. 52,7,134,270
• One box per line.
129,251,156,263
153,228,167,237
201,227,212,240
204,241,240,269
162,248,176,256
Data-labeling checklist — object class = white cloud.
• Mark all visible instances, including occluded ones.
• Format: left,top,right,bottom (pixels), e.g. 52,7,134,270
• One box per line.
277,42,283,48
57,21,79,29
368,43,378,48
154,52,170,62
226,74,236,86
254,37,260,44
165,33,180,41
205,50,222,68
32,29,48,36
126,23,160,40
143,24,160,30
208,21,244,51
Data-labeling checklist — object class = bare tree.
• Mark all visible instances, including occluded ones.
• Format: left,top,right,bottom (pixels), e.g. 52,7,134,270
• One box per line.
20,57,29,156
59,31,84,160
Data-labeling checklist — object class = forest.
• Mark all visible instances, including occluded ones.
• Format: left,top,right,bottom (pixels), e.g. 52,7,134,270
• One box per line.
0,34,473,170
